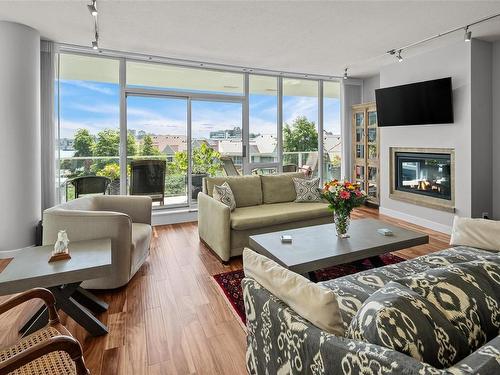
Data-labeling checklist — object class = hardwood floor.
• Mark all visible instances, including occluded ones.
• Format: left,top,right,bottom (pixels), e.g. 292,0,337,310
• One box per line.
0,207,451,374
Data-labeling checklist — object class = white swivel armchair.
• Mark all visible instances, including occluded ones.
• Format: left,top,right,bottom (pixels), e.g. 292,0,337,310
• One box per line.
42,195,152,289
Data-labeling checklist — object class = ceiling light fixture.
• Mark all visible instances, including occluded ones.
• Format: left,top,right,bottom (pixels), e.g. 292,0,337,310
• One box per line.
88,1,100,51
464,26,472,42
343,67,348,80
87,0,98,16
345,12,500,77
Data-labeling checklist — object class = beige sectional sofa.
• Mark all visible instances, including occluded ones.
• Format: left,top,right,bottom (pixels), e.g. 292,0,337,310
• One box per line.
198,172,331,262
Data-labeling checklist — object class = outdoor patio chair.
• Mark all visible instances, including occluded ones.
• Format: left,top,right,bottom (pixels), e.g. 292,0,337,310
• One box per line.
220,156,240,176
129,159,166,205
66,175,111,200
282,164,298,172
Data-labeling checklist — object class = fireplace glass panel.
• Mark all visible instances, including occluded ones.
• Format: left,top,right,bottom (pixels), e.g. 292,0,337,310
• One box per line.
395,152,451,200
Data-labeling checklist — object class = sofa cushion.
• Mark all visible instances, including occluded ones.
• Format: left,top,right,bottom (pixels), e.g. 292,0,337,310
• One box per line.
450,216,500,252
347,281,470,368
396,259,500,351
260,172,304,204
230,202,330,230
243,248,344,335
204,175,262,207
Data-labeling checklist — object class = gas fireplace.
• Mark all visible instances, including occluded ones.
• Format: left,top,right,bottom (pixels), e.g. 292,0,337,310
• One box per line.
390,148,455,212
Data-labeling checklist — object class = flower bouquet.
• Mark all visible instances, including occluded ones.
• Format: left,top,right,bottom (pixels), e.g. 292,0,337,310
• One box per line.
321,180,367,238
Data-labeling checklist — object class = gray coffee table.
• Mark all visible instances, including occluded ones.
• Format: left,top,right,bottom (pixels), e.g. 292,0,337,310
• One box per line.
0,238,112,336
249,218,429,280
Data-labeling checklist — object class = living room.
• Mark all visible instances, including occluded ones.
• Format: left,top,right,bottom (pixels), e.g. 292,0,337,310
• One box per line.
0,1,500,374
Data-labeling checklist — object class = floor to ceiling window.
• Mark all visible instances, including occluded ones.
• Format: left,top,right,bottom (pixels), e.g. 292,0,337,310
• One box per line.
323,81,342,181
56,51,343,208
191,100,243,202
282,78,319,177
57,54,120,202
126,95,188,207
248,75,278,175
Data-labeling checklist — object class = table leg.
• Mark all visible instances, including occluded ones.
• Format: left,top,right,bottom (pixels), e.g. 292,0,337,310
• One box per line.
20,282,108,337
72,287,108,314
304,271,318,282
50,283,108,337
368,256,385,268
19,305,48,336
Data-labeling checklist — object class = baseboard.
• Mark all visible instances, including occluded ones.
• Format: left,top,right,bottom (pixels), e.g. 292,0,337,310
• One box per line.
379,206,452,235
152,208,197,226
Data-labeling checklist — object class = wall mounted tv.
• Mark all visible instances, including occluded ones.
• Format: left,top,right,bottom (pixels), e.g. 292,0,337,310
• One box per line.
375,77,454,127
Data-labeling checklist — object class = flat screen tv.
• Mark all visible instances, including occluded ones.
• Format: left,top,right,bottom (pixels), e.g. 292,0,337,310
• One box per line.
375,77,453,127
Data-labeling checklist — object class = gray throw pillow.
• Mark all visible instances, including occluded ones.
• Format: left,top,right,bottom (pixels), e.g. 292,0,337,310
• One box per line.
347,281,470,368
213,182,236,211
293,177,321,202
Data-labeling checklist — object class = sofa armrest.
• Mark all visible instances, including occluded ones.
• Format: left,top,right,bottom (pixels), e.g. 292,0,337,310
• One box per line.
242,278,446,375
93,195,152,224
197,192,231,262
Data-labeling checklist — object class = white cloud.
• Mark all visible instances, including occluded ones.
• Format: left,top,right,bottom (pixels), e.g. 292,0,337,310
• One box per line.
62,80,116,95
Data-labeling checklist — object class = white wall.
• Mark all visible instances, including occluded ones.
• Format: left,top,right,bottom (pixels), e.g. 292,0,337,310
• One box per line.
493,41,500,220
362,74,380,103
379,41,471,233
0,22,41,250
470,39,492,219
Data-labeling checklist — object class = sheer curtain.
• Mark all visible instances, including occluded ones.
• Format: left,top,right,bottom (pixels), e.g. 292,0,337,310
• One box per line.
40,40,56,210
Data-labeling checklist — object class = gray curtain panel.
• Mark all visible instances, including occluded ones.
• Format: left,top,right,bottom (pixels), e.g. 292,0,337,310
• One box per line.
40,40,56,210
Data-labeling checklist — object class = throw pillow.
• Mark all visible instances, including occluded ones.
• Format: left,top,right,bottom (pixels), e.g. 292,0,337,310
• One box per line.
212,182,236,211
450,216,500,252
346,281,470,368
396,259,500,351
293,177,321,202
242,248,344,336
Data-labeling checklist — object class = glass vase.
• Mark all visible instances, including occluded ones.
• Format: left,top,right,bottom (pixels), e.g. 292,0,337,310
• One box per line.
334,210,351,238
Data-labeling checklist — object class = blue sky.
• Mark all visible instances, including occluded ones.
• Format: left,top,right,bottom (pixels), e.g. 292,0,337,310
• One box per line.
60,80,340,140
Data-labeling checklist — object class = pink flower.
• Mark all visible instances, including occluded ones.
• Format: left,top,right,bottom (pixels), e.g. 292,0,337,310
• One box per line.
355,190,363,197
339,190,351,200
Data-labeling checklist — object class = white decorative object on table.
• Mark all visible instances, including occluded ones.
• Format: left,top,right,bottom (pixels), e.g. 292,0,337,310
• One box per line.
49,230,71,262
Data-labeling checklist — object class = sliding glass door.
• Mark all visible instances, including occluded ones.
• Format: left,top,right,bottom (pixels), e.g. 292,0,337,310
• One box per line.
283,78,319,177
191,100,243,202
126,95,188,207
248,75,279,174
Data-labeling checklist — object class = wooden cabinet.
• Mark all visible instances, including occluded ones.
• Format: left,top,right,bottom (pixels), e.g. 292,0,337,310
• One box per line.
352,102,379,206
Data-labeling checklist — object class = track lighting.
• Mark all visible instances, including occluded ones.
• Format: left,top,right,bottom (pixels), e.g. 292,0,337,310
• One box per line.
92,40,98,50
464,26,472,42
397,50,403,62
343,68,348,80
87,0,98,16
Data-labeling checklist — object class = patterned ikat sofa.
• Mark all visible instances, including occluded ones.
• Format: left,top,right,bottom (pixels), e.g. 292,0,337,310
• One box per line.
243,246,500,374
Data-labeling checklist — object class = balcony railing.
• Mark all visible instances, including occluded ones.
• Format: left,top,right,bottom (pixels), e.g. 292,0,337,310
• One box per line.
58,151,341,204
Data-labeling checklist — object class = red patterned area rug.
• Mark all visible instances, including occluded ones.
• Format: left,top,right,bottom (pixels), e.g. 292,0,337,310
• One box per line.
212,253,404,324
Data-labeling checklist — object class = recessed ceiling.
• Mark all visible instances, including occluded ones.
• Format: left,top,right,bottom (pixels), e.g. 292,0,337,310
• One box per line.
1,1,500,78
